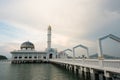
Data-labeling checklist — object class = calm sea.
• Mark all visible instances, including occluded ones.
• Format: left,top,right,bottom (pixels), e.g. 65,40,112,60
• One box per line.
0,62,81,80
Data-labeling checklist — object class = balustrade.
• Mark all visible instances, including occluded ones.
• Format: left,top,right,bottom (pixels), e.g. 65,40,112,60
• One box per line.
50,59,120,73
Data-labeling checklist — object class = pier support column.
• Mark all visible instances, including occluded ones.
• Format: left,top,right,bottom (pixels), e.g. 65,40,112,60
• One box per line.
68,64,71,71
81,67,85,79
67,64,70,71
86,68,90,79
99,73,105,80
104,71,112,80
84,67,87,80
79,67,84,75
78,67,81,74
90,68,95,80
66,64,69,70
75,66,79,75
84,67,90,80
65,64,67,69
63,64,66,69
71,65,75,73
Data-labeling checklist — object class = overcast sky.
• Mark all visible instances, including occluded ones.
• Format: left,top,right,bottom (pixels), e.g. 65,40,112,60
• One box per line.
0,0,120,58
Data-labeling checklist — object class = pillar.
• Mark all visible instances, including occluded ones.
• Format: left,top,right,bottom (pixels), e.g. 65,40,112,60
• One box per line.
80,67,85,80
99,73,105,80
84,67,90,80
90,68,95,80
71,65,74,73
75,66,79,75
86,68,90,79
66,64,69,70
104,71,112,80
67,64,71,71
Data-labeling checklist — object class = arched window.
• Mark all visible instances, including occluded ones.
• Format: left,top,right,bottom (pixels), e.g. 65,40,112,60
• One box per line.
19,56,22,59
49,54,53,59
24,56,27,59
14,56,17,59
34,56,37,59
43,56,46,59
29,56,32,59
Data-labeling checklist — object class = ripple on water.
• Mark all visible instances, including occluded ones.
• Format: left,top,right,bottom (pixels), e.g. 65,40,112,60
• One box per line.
0,63,80,80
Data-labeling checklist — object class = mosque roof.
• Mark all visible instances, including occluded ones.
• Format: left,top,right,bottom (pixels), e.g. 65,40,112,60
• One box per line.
20,41,35,49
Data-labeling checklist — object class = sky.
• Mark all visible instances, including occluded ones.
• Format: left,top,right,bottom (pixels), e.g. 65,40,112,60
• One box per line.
0,0,120,58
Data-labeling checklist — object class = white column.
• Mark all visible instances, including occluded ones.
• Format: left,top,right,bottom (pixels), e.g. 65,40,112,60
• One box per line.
12,54,14,60
104,71,111,80
22,54,24,60
99,73,104,80
90,68,95,80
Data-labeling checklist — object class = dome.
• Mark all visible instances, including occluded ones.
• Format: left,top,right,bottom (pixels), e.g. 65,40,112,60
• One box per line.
20,41,35,50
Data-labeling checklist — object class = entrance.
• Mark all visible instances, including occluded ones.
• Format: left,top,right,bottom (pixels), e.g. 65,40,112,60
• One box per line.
49,54,53,59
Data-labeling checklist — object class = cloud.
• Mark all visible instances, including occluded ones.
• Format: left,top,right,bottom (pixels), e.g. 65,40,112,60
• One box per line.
0,0,120,58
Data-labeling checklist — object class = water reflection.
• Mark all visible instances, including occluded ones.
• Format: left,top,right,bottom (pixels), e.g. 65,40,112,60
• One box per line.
0,63,81,80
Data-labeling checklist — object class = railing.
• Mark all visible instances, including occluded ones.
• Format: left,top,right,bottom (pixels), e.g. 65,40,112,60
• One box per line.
0,60,11,63
49,59,120,73
1,58,120,73
103,60,120,69
11,59,47,61
11,58,44,60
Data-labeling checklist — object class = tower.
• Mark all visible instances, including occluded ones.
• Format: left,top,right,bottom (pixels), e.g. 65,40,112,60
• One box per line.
47,25,51,49
46,25,57,59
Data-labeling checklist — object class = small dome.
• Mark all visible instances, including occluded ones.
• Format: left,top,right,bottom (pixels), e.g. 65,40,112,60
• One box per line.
21,41,35,50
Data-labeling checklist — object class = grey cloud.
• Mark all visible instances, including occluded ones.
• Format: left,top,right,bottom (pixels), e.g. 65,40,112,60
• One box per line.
0,0,120,57
101,0,120,12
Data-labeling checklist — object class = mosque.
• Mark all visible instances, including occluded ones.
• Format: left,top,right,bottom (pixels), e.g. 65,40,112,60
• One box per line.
10,26,57,63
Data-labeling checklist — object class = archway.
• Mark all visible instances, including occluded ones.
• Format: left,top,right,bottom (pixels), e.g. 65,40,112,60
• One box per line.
43,56,46,59
49,54,53,59
98,34,120,59
73,44,89,59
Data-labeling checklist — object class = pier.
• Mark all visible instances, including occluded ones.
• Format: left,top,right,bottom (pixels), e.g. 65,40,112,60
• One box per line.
49,34,120,80
49,59,120,80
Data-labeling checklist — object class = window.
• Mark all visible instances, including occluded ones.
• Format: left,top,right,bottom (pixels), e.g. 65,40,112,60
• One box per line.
29,56,32,58
24,56,27,59
43,56,46,59
19,56,22,59
49,54,52,59
34,56,37,59
14,56,17,59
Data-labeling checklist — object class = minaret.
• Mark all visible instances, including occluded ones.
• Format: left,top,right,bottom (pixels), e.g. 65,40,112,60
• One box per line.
47,25,51,49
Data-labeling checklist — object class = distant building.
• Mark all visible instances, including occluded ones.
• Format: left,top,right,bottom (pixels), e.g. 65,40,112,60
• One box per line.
10,26,57,63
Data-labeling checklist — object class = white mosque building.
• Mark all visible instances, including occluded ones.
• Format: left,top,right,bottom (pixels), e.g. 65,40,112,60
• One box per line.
10,26,57,63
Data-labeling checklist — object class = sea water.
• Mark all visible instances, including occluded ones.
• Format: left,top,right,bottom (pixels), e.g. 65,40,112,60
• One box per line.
0,62,81,80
